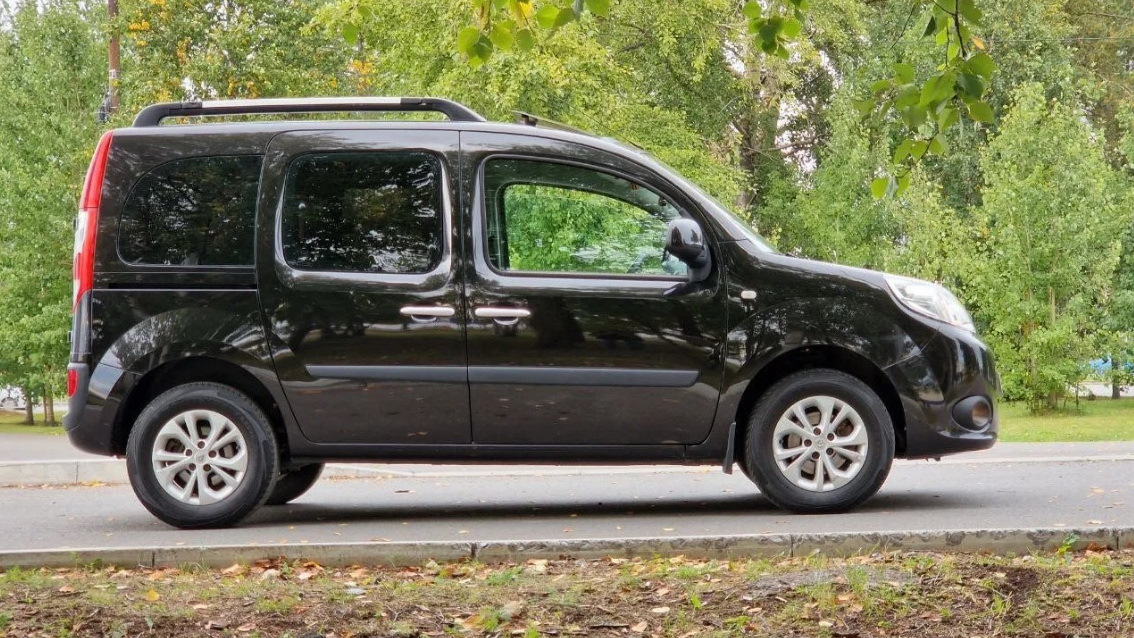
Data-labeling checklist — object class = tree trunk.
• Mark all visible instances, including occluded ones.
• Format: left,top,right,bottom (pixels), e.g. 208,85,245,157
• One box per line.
20,386,34,425
43,381,56,426
1113,355,1122,399
735,104,782,215
1043,287,1060,411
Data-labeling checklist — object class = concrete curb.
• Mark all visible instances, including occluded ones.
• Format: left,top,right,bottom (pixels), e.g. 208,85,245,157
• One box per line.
1,527,1127,570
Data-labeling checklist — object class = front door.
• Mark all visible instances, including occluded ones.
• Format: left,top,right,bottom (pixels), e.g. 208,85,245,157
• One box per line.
461,132,727,445
258,129,469,445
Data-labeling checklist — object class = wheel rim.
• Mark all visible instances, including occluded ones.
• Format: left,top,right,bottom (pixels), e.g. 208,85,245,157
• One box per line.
150,410,248,505
772,395,869,493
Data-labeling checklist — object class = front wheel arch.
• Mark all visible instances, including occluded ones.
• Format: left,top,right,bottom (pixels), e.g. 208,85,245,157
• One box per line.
733,346,906,470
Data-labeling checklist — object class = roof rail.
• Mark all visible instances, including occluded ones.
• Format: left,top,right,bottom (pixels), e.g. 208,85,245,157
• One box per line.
513,111,592,136
514,110,646,151
132,97,486,127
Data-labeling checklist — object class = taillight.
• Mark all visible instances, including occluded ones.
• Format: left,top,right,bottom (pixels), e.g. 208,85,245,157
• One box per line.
74,130,114,310
67,369,78,397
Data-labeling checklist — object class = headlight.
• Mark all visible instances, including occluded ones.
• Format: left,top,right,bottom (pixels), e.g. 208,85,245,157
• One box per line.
884,274,975,332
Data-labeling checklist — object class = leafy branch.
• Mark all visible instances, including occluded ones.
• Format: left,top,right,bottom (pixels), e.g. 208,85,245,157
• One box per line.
858,0,997,198
456,0,610,66
450,1,994,199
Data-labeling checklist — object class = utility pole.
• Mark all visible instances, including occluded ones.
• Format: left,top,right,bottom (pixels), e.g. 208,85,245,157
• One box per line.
108,0,120,113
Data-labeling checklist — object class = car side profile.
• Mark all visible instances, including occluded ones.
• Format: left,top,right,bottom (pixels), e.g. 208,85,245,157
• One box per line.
65,97,999,529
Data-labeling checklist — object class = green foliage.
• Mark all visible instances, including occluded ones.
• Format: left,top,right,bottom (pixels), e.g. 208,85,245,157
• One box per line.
760,104,900,269
310,0,743,203
116,0,349,111
971,84,1130,411
0,0,107,411
856,1,997,197
742,0,808,59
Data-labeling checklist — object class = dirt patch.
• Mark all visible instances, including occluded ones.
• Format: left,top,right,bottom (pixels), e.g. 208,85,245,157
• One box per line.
1,550,1133,637
999,565,1042,602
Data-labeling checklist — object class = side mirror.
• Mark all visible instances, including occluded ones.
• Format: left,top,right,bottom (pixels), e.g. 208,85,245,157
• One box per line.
665,218,710,282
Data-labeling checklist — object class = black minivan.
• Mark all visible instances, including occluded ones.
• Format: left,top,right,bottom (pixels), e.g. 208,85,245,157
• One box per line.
65,98,999,529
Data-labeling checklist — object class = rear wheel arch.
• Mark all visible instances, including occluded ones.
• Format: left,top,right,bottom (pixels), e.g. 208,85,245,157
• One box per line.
733,346,906,465
114,357,289,458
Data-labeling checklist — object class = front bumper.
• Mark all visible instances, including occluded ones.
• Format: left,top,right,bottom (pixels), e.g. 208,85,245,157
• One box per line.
885,324,1000,459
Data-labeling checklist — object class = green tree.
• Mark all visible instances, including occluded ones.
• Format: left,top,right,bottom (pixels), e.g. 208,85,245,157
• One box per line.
971,84,1129,411
0,0,106,423
308,0,743,198
115,0,350,114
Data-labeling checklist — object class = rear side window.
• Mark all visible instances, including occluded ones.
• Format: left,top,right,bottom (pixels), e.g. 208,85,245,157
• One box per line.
118,155,262,266
280,152,445,275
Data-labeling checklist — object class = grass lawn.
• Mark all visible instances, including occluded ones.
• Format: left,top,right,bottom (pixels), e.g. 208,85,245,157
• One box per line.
2,550,1132,637
998,397,1134,442
0,410,65,435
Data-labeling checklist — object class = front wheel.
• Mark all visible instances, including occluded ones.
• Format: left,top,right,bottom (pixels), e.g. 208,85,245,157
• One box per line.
743,369,895,513
126,382,279,529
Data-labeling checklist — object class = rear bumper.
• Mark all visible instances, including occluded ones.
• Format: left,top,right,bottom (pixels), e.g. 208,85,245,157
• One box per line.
64,362,136,457
885,324,1000,459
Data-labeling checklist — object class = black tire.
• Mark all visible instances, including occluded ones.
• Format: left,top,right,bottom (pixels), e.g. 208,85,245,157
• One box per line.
126,382,279,529
742,369,895,514
265,463,324,506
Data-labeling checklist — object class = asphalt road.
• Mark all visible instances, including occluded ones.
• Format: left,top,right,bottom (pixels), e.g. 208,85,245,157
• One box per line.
1,454,1131,553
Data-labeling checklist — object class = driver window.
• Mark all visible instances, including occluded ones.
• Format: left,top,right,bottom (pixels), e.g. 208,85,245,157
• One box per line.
483,158,687,277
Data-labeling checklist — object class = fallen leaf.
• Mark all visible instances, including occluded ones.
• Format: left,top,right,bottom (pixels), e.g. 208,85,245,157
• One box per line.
58,586,74,594
222,564,245,575
631,620,648,632
205,619,228,630
145,589,160,602
650,606,670,614
192,604,210,611
237,622,256,632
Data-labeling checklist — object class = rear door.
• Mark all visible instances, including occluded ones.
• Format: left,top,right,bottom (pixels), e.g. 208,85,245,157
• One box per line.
257,129,469,445
460,131,727,445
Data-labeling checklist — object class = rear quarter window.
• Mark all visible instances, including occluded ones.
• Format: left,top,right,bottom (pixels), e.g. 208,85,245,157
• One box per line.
117,155,263,266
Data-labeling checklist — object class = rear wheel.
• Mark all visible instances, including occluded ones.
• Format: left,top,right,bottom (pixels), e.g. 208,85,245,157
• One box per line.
265,463,324,505
743,369,894,513
126,382,278,529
